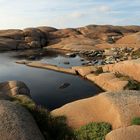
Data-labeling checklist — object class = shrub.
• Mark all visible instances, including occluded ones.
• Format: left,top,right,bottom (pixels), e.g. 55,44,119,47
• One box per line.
28,106,76,140
74,122,112,140
115,72,140,90
12,96,76,140
13,96,112,140
126,80,140,90
131,117,140,125
94,67,103,75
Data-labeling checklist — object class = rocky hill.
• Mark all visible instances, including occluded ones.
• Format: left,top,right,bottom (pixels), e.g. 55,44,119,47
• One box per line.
0,25,140,51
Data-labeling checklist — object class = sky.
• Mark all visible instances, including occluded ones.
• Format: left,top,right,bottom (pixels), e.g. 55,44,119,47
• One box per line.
0,0,139,29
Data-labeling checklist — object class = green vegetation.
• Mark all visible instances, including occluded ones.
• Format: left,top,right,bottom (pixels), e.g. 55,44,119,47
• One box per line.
131,117,140,125
115,72,140,90
75,122,112,140
131,49,140,59
126,80,140,90
12,95,112,140
12,95,75,140
94,67,103,75
28,106,75,140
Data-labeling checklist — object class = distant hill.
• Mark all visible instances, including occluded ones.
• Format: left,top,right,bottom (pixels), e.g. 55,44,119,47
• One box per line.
0,25,140,51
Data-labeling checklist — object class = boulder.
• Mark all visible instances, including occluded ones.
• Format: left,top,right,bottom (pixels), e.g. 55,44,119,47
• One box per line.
86,73,128,91
0,81,30,97
0,100,44,140
52,90,140,129
106,125,140,140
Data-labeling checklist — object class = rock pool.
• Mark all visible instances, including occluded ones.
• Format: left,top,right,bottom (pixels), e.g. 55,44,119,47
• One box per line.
0,49,103,110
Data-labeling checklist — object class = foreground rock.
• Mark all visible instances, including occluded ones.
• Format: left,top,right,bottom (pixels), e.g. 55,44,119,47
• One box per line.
0,81,30,97
106,125,140,140
103,58,140,82
52,90,140,129
0,100,44,140
86,73,128,91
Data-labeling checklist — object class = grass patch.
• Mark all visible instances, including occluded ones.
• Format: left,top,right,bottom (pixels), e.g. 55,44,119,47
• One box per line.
75,122,112,140
131,117,140,125
12,95,75,140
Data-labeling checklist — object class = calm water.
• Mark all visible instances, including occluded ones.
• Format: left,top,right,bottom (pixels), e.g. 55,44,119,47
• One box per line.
0,50,103,110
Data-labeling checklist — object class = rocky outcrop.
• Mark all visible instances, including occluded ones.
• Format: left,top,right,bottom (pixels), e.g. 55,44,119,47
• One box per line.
86,73,128,91
0,81,45,140
116,32,140,44
0,37,20,51
47,25,140,51
0,29,24,40
52,90,140,129
103,58,140,82
0,28,47,51
16,61,130,91
23,28,47,48
0,25,140,51
0,100,44,140
0,81,30,97
16,61,76,74
106,125,140,140
72,65,98,76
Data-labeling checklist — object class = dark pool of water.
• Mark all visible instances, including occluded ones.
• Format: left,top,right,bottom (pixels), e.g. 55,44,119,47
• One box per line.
0,50,103,110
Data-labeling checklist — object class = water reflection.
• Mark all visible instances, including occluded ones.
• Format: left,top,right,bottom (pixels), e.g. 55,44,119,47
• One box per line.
0,50,103,110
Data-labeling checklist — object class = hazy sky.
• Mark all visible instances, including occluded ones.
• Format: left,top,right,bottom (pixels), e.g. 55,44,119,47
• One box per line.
0,0,139,29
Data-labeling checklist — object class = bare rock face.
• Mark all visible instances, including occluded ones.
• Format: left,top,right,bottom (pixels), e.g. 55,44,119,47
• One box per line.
23,28,45,39
0,81,30,97
0,25,140,51
0,100,44,140
116,32,140,44
103,58,140,82
0,37,19,51
47,36,98,51
37,26,58,33
86,73,128,91
0,29,24,40
105,125,140,140
52,90,140,129
72,66,98,76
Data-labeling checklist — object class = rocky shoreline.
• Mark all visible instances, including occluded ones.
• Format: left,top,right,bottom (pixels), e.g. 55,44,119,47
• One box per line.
1,25,140,139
